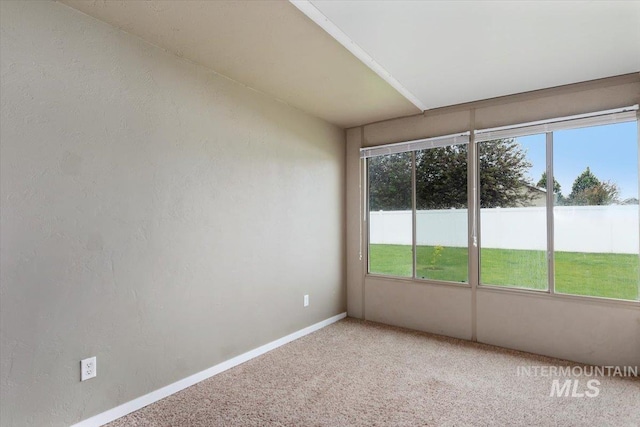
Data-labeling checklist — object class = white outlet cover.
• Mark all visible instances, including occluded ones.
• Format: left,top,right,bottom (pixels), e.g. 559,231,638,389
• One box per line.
304,295,309,307
81,356,97,381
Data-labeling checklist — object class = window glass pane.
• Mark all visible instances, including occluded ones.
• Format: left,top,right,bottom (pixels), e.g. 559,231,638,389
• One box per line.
479,135,548,290
368,152,412,277
554,121,639,301
415,145,468,282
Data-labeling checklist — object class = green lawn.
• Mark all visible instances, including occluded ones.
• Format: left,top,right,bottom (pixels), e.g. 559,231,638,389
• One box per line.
369,244,639,301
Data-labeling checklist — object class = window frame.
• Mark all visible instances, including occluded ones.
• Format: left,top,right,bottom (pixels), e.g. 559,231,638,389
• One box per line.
476,131,551,292
365,137,471,286
362,105,640,305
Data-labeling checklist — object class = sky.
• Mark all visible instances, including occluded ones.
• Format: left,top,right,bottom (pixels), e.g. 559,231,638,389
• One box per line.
517,121,638,200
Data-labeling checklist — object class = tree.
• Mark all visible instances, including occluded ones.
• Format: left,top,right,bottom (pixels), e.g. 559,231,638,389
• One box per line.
368,138,535,210
567,167,619,205
536,172,561,194
537,171,566,205
368,153,412,211
569,167,600,200
415,144,468,209
583,181,619,205
477,139,534,208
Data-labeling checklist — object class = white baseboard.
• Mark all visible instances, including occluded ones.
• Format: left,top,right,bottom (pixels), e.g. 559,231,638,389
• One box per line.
72,312,347,427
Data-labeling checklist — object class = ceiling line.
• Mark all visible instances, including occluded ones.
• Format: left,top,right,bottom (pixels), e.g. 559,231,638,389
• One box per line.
289,0,427,112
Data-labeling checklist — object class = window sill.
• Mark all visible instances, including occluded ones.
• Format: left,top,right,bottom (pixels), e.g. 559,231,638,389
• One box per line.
365,273,472,289
364,274,639,307
477,284,640,308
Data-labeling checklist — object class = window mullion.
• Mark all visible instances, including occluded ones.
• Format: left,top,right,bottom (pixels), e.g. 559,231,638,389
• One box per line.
468,132,480,288
412,151,417,279
546,132,555,295
637,110,640,301
468,127,479,342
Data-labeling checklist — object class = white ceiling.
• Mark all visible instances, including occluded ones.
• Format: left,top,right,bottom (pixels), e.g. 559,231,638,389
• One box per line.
59,1,639,128
307,0,640,110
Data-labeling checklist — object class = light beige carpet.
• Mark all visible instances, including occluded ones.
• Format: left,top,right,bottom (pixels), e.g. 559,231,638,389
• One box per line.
107,318,639,426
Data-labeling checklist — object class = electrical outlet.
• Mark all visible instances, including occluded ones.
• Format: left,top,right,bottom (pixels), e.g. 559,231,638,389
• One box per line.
81,356,97,381
303,294,309,307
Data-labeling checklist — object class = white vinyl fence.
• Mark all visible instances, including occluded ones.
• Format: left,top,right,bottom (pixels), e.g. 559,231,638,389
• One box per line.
369,205,639,254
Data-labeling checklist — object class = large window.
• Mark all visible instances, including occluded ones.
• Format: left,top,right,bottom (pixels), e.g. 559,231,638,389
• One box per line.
364,107,639,303
368,152,412,277
415,145,468,283
553,122,639,300
366,134,470,284
479,135,548,290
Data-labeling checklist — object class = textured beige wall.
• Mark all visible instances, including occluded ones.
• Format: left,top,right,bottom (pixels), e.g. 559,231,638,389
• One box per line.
345,128,364,318
58,0,420,128
347,73,640,367
0,1,345,426
365,277,473,340
477,290,640,367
